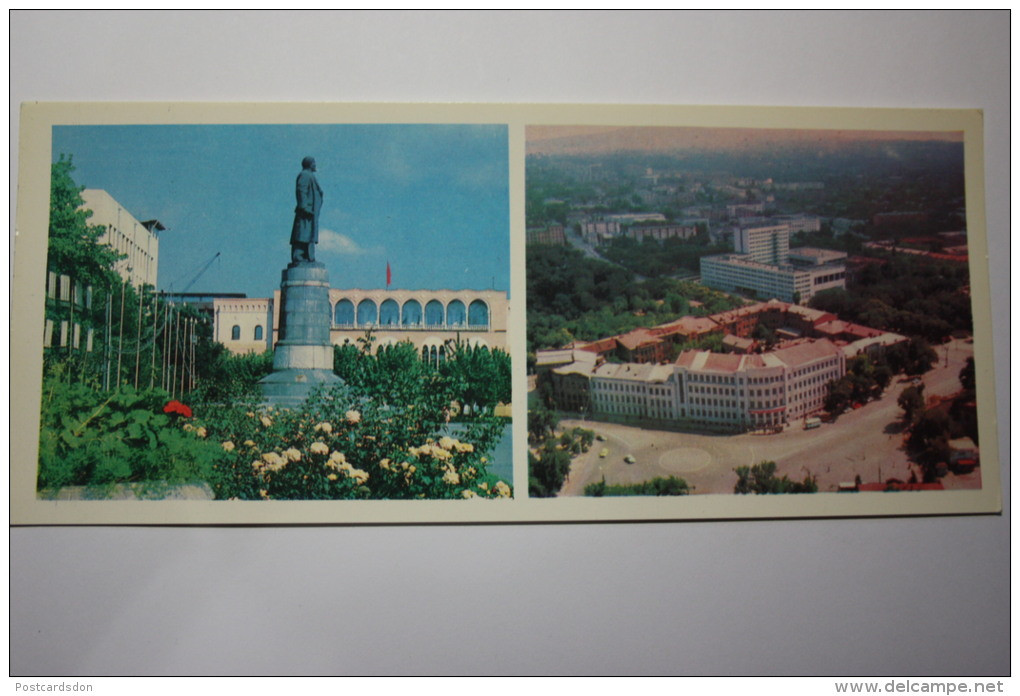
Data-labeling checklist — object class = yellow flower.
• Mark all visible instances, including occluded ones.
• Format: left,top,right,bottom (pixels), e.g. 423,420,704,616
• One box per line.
260,452,286,472
327,473,338,481
462,489,477,499
195,427,207,439
260,416,273,428
221,441,235,452
379,458,391,470
495,481,511,498
309,441,329,456
259,489,269,499
439,436,457,451
246,411,255,418
455,442,474,454
283,448,302,463
244,440,256,448
430,446,453,461
442,470,461,486
345,410,361,424
182,423,195,432
314,422,333,434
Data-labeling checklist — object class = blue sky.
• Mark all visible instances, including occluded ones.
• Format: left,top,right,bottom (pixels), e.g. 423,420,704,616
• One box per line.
53,124,510,298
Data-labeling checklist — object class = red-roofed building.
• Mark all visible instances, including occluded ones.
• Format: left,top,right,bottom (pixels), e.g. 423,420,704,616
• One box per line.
675,338,844,430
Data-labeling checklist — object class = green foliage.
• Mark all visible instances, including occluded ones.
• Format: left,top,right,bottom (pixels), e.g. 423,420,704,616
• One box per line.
440,342,512,410
897,385,926,425
48,156,122,292
584,476,690,497
37,379,224,493
527,404,559,445
734,460,817,494
906,409,951,483
527,422,592,497
527,445,571,499
333,338,510,418
190,345,274,403
600,235,730,278
809,254,971,343
526,244,741,352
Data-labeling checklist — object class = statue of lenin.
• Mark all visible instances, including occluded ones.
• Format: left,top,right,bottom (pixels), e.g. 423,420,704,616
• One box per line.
290,156,323,263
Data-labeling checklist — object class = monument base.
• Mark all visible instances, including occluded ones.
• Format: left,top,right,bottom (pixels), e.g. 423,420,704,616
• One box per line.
259,260,342,407
260,368,341,409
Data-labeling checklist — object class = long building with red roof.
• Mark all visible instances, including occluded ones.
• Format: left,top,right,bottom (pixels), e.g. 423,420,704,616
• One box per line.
538,300,902,431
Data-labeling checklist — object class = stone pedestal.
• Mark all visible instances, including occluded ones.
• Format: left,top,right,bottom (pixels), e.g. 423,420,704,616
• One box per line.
260,262,341,407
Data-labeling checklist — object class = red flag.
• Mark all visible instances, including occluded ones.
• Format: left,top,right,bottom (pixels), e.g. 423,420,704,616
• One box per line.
386,261,392,287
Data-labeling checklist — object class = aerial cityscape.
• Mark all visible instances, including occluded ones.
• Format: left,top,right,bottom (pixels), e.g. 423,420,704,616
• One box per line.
525,125,978,499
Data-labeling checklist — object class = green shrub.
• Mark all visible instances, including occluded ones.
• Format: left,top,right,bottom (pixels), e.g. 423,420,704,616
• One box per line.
196,386,511,501
584,476,690,497
37,380,224,493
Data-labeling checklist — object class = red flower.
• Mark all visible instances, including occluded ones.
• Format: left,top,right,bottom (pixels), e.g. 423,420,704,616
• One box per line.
163,400,193,418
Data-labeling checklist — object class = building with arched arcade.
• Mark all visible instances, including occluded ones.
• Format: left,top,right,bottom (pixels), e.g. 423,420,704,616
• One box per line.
213,288,508,361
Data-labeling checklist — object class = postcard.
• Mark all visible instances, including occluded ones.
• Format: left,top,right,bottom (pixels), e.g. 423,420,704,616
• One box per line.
11,103,1001,524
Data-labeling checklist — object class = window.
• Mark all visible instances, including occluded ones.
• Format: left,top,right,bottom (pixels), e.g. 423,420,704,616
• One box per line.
254,325,264,341
231,325,240,341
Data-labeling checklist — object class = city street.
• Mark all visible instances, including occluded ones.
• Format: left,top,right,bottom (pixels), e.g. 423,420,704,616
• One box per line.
558,338,979,496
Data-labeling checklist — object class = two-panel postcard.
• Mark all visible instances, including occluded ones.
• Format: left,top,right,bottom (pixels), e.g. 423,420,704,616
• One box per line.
11,102,1001,524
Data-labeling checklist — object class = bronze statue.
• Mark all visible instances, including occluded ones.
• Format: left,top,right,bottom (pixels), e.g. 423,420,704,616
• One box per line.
290,156,323,263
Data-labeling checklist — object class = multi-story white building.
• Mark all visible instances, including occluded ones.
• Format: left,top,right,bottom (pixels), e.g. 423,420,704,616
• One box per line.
589,363,678,421
734,222,791,264
702,221,846,303
81,189,162,288
675,339,845,430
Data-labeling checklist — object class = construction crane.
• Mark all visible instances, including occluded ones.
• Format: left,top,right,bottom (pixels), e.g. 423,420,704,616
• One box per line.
172,252,221,294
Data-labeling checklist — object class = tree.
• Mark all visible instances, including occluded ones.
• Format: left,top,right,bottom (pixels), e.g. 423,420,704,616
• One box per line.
907,409,951,482
48,156,122,292
959,357,976,391
824,378,854,416
584,476,690,497
897,385,925,425
734,460,817,494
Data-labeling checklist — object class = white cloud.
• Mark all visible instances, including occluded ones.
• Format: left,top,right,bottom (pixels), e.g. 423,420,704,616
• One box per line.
318,228,367,256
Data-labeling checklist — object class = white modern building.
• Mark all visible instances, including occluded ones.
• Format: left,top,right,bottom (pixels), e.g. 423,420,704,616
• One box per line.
734,222,790,264
702,222,846,303
81,189,162,288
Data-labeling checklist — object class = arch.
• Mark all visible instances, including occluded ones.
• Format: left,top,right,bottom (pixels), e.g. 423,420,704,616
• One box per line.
356,299,377,327
447,299,466,327
375,336,398,354
231,325,240,341
401,299,423,327
254,325,264,341
468,299,489,328
425,300,445,327
334,299,355,326
379,299,400,326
